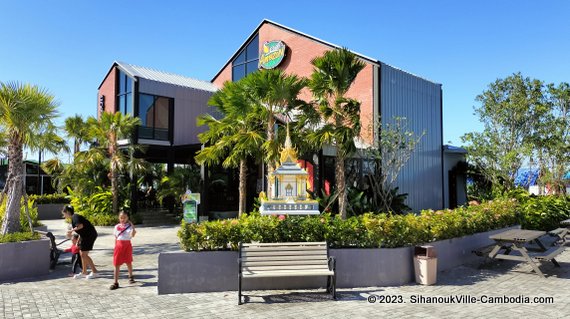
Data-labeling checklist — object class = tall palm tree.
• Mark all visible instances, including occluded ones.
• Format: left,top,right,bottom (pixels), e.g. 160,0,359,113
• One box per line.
196,81,265,216
305,48,365,219
240,69,306,172
65,114,89,154
0,82,60,234
86,112,141,214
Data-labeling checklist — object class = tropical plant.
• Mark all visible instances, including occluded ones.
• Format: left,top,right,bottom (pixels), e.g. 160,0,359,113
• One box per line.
157,165,201,207
196,80,265,216
0,82,62,234
240,69,306,172
359,117,423,213
300,48,366,219
64,114,90,154
86,112,141,214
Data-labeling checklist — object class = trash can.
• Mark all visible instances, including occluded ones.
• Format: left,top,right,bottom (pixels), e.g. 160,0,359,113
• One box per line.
414,245,437,285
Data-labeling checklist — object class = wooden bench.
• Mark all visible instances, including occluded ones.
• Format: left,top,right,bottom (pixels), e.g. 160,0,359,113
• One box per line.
549,228,569,245
238,242,336,305
531,246,566,267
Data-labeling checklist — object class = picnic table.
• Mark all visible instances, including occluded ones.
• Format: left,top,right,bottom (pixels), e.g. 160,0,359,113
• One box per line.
488,229,564,278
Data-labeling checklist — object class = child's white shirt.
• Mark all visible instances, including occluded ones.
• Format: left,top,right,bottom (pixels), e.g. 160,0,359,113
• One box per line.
114,223,134,241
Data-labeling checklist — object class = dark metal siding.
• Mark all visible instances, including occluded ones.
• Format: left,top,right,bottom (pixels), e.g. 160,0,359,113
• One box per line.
380,64,443,211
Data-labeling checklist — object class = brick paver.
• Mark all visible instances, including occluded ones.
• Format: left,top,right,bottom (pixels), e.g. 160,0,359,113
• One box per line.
1,219,569,318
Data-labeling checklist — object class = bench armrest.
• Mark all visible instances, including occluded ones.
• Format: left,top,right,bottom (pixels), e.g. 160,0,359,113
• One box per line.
328,256,336,271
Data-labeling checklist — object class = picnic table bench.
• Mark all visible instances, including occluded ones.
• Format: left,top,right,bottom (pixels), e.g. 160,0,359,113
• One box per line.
485,229,565,277
238,242,336,305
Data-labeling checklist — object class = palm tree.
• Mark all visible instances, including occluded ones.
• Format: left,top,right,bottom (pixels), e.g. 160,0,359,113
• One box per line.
65,114,89,154
0,82,60,234
86,112,141,214
240,69,306,172
196,81,265,216
305,48,365,219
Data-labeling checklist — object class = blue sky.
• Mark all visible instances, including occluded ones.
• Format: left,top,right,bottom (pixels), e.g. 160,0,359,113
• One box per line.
1,0,569,161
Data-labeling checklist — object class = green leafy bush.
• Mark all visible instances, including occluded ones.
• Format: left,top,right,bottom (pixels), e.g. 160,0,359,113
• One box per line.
178,198,519,251
510,192,570,231
0,197,41,232
0,231,41,243
68,186,141,226
29,194,70,205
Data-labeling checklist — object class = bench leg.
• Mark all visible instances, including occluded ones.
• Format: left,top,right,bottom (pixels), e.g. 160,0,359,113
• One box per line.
238,276,242,305
332,275,336,300
326,276,331,293
551,258,560,268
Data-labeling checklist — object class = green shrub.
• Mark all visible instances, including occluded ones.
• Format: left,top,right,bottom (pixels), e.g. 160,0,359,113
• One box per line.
68,186,139,226
0,197,41,232
514,194,570,230
29,194,70,205
177,198,520,251
0,231,40,243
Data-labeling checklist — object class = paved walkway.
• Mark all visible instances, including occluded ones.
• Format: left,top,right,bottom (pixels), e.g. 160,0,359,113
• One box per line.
1,220,570,318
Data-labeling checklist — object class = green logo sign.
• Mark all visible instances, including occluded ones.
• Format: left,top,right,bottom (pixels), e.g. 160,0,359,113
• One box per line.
259,40,286,69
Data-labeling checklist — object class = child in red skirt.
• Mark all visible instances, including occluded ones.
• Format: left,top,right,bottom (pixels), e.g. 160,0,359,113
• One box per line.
110,211,136,290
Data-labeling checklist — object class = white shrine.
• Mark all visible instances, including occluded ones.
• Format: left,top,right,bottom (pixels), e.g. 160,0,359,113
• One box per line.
260,126,320,215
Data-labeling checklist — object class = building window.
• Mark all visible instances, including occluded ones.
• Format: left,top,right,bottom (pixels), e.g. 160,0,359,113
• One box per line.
138,93,172,141
117,71,133,115
232,34,259,82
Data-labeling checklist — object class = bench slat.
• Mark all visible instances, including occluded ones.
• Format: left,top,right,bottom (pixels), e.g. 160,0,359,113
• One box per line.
243,260,328,267
243,250,328,257
244,264,329,271
242,242,327,247
242,246,327,252
242,255,328,262
532,246,565,261
243,269,334,278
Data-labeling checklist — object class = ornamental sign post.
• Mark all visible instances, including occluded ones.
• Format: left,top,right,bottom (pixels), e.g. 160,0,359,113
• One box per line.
259,40,286,69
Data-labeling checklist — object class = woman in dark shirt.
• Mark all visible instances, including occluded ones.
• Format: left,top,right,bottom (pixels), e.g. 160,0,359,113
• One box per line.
62,205,99,279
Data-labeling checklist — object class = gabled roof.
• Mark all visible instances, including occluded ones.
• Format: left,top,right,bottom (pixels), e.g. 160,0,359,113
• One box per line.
98,61,218,93
211,19,440,85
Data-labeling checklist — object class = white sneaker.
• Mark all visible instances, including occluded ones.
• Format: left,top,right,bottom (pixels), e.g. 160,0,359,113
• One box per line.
85,272,98,279
73,273,85,279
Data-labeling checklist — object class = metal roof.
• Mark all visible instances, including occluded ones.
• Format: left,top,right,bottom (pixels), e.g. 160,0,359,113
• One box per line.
115,61,218,93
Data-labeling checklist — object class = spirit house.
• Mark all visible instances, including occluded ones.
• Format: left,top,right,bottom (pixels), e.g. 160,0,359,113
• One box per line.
260,127,320,215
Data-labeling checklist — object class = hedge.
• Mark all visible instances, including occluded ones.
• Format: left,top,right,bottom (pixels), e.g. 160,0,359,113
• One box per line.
178,198,519,251
29,194,70,205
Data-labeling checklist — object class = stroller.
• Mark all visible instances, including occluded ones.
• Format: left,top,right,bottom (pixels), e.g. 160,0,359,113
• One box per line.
36,230,82,272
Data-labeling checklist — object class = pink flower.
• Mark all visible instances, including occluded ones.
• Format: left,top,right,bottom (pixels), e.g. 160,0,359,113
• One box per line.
278,215,286,221
231,219,239,225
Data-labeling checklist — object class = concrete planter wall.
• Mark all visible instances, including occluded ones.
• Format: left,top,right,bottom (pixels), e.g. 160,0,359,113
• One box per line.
0,239,51,282
158,225,518,295
37,204,66,220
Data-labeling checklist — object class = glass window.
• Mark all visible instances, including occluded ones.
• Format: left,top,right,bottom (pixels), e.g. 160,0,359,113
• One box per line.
246,34,259,62
125,94,132,115
232,64,245,82
139,94,155,127
126,76,132,93
246,61,258,74
232,33,259,82
235,50,245,64
154,97,169,129
119,72,126,94
136,93,172,141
